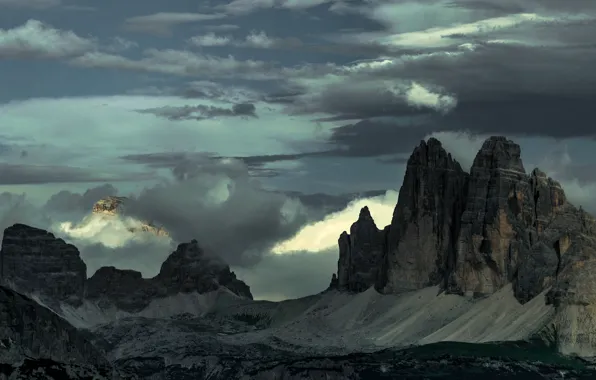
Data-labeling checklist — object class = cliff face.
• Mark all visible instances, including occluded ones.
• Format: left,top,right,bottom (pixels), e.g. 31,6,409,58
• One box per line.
332,136,596,301
381,138,469,293
335,206,386,292
0,224,87,306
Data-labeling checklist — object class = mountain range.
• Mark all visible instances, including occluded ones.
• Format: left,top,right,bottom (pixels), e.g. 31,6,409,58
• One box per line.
1,136,596,379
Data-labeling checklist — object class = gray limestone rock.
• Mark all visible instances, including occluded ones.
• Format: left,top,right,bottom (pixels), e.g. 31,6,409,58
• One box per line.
92,196,169,237
452,136,533,295
381,138,469,293
155,239,253,299
85,240,253,313
0,224,86,307
85,266,151,312
334,206,386,292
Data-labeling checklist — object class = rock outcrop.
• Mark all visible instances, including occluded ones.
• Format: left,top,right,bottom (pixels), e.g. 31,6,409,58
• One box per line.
92,196,127,216
0,224,87,306
381,138,469,293
0,224,252,314
86,240,253,312
335,206,386,292
92,195,169,237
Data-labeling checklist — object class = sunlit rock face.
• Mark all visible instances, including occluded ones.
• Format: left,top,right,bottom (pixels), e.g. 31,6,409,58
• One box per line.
92,196,169,237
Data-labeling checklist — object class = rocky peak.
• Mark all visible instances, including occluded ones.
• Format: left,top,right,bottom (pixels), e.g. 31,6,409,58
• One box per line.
472,136,525,173
380,137,469,293
333,207,386,292
92,196,169,237
452,136,531,295
156,239,253,299
0,223,86,306
92,196,127,215
85,240,253,313
358,206,372,220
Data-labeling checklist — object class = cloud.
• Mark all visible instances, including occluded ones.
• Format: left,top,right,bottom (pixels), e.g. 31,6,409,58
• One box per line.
58,214,176,277
272,190,397,254
221,0,336,15
137,102,258,120
188,30,302,50
117,157,310,267
237,190,398,300
44,184,118,214
0,20,95,59
188,32,232,47
0,164,153,185
105,37,138,52
178,81,261,102
403,82,458,112
123,12,226,36
70,49,278,80
0,0,60,9
203,24,239,32
0,95,325,182
243,30,276,48
378,13,556,48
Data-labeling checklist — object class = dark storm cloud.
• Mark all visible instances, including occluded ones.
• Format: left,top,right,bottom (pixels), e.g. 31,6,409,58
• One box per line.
44,184,118,213
203,24,240,32
119,152,213,168
0,164,154,185
321,118,437,158
0,0,60,9
137,102,257,120
282,189,387,217
0,192,52,234
447,0,596,13
119,151,326,179
122,12,226,36
122,158,309,267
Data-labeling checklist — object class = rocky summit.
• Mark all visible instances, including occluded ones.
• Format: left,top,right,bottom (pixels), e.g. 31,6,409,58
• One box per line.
0,224,87,306
86,239,253,312
92,195,169,237
331,135,596,355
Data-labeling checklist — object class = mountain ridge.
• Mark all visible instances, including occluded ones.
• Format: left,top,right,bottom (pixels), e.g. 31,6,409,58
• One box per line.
0,223,253,315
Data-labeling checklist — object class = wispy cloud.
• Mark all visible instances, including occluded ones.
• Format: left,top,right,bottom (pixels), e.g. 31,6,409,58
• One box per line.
0,20,95,59
123,12,226,36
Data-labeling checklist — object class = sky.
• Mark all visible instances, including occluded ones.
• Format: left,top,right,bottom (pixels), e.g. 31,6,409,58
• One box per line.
2,0,596,301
